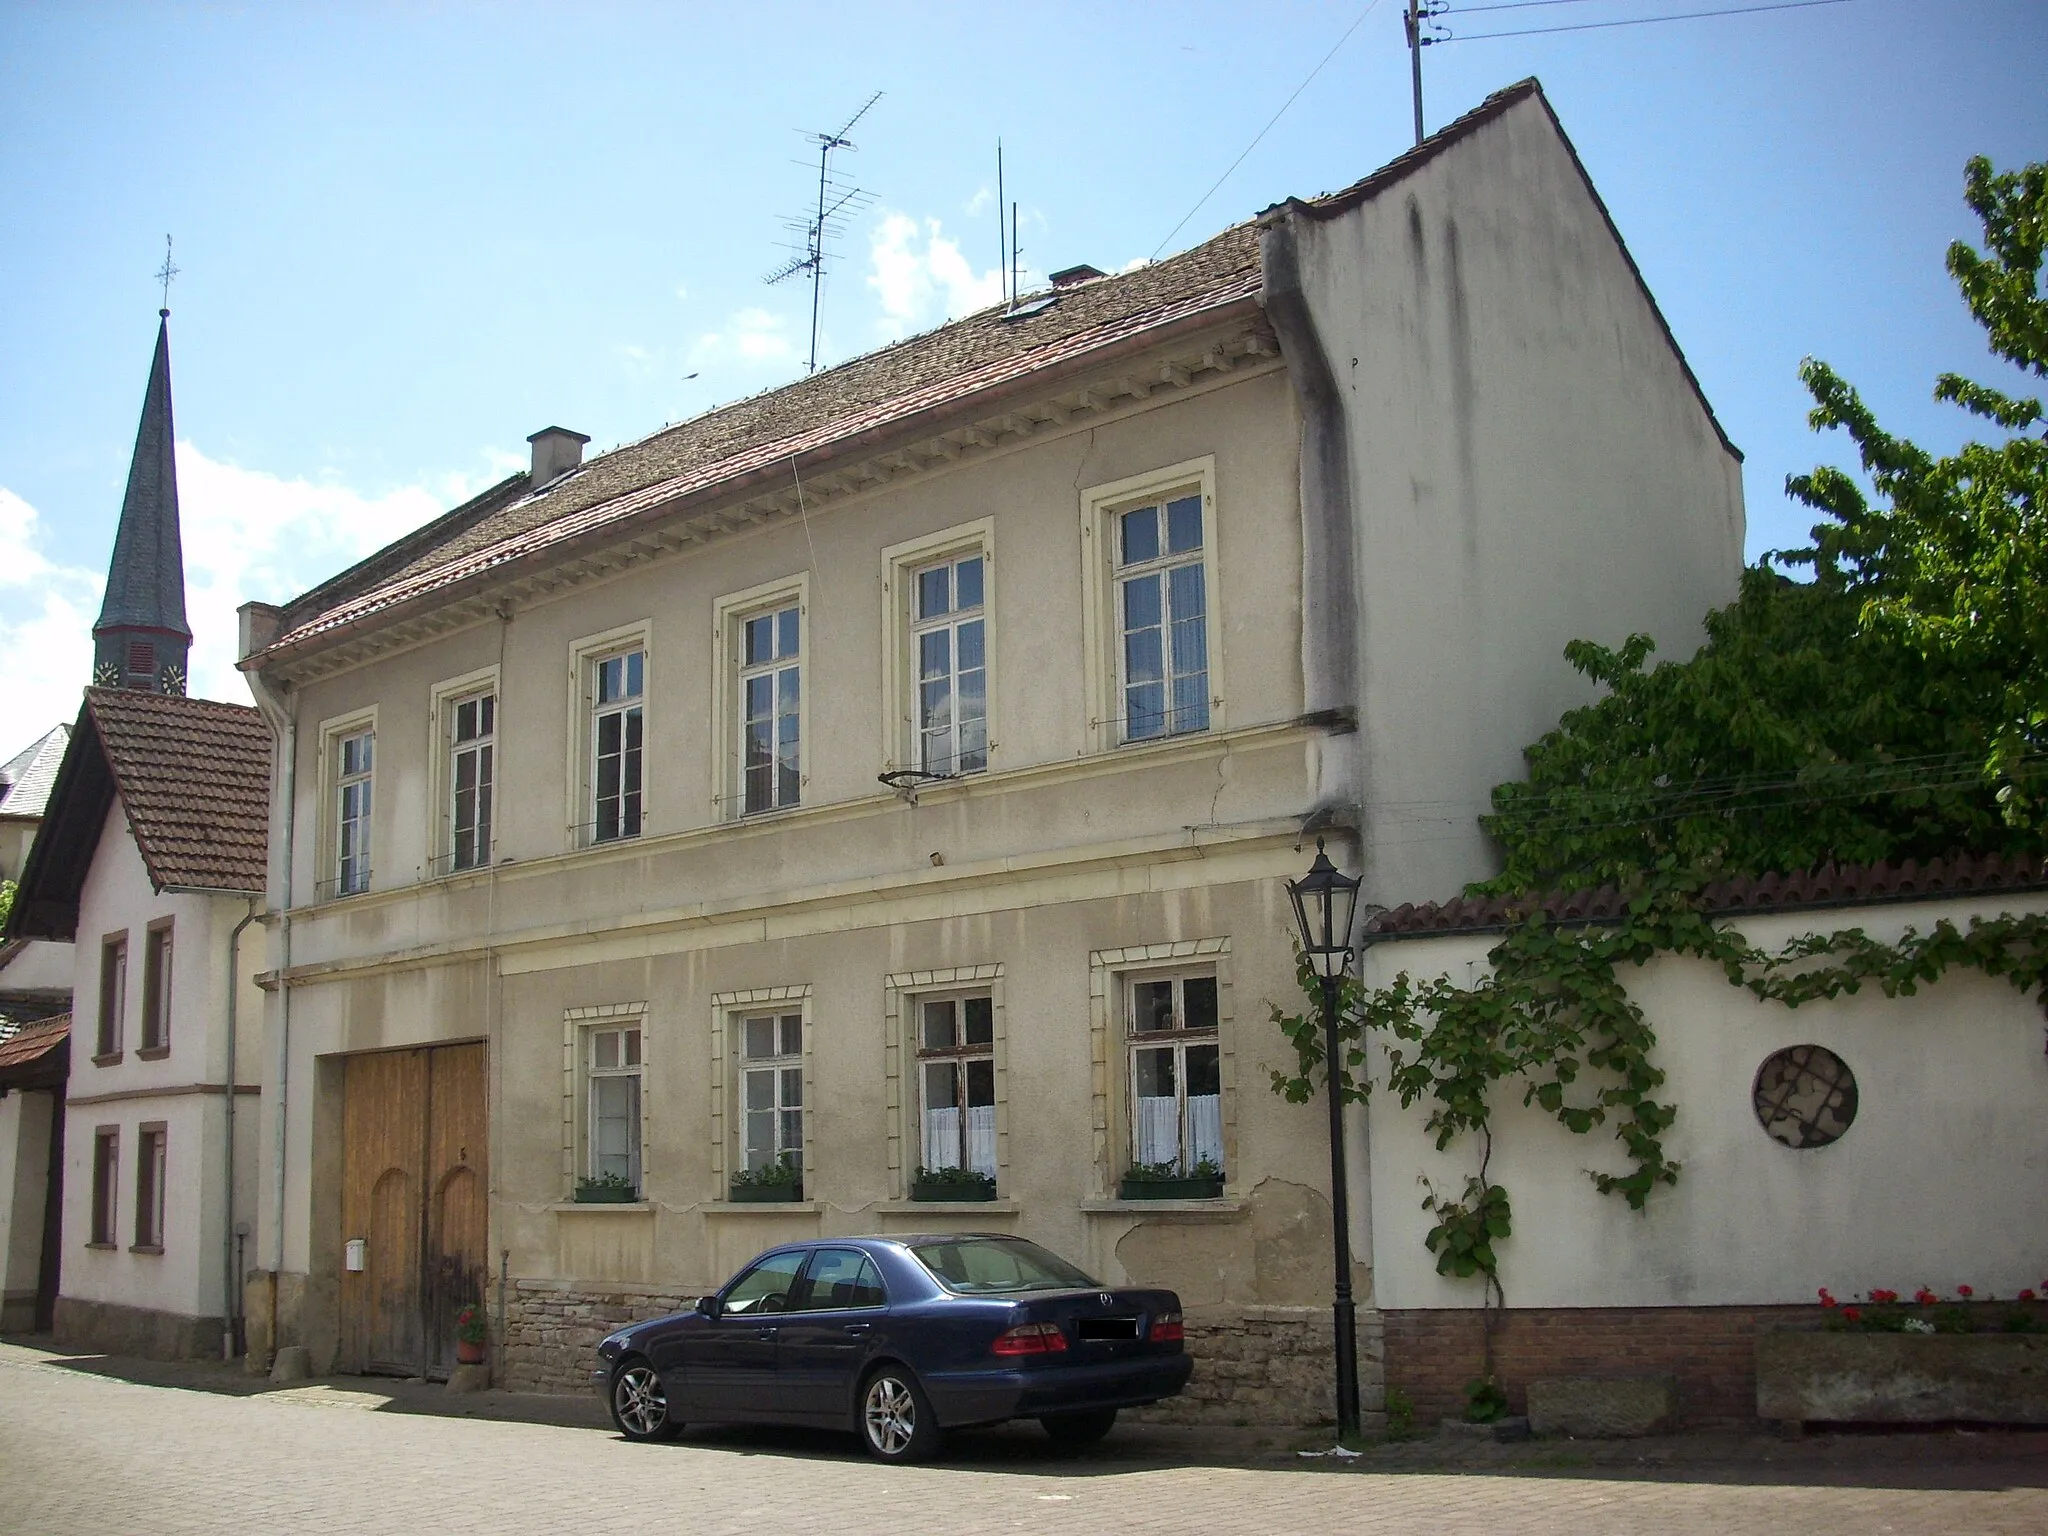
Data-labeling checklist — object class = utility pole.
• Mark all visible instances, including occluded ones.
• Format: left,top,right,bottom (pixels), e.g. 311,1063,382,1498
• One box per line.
1404,0,1425,147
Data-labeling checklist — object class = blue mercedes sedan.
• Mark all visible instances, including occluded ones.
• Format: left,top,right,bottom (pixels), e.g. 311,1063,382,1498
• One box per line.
592,1233,1192,1460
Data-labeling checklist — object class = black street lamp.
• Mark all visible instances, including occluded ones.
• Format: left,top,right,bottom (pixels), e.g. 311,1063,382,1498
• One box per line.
1287,836,1365,1444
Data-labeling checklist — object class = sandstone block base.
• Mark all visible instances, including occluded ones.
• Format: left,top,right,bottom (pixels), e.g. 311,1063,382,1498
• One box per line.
1757,1331,2048,1424
1528,1376,1676,1437
446,1363,491,1394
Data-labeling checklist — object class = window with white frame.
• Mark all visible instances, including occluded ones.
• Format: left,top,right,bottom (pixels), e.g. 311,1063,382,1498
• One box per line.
586,1025,642,1193
1115,492,1209,741
1126,972,1223,1175
910,554,987,776
739,606,801,814
591,650,644,843
739,1011,803,1173
334,729,374,895
448,690,496,871
916,994,996,1179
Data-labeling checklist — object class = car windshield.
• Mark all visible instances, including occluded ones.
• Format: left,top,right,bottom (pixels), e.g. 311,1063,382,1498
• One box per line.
907,1237,1099,1294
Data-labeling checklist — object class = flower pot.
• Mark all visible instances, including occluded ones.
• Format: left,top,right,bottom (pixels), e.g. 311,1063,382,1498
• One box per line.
573,1183,639,1204
1119,1176,1224,1201
728,1181,803,1203
1756,1330,2048,1424
455,1338,486,1365
911,1179,995,1202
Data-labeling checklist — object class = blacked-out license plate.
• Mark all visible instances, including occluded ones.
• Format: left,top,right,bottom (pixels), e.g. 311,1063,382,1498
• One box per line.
1076,1317,1140,1341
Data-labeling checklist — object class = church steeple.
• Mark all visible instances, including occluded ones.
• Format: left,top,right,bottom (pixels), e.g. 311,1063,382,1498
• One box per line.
93,310,192,694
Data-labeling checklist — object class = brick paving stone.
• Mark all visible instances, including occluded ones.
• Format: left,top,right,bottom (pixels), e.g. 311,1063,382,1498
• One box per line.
1,1341,2044,1535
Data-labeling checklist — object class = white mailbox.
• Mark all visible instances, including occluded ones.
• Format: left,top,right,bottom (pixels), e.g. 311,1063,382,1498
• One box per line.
344,1238,366,1272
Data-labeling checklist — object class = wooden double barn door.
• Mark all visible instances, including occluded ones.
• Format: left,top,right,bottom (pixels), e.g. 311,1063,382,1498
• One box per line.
341,1043,488,1378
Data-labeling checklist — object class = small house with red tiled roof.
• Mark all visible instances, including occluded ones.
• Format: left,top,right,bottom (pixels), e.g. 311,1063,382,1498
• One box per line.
231,80,1746,1414
2,308,271,1359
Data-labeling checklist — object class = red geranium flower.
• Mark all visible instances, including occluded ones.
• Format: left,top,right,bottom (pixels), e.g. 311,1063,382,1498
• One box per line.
1818,1288,1837,1308
1957,1285,1974,1299
1914,1287,1940,1306
1870,1289,1898,1305
2021,1289,2038,1303
1841,1306,1862,1323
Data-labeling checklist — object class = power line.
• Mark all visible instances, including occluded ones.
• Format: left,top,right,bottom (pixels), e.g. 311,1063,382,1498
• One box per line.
1452,0,1668,12
1441,0,1854,43
1150,1,1385,262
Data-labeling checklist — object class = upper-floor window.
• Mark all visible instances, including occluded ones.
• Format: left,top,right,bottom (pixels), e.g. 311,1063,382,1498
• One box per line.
1116,493,1209,741
140,921,172,1054
911,555,987,776
449,691,496,871
592,650,644,843
335,729,374,895
740,607,801,815
95,935,126,1060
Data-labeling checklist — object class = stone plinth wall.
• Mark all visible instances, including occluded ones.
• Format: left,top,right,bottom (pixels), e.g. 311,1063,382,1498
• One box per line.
506,1280,1380,1427
502,1280,696,1396
1384,1306,1810,1427
53,1296,224,1361
1758,1331,2048,1424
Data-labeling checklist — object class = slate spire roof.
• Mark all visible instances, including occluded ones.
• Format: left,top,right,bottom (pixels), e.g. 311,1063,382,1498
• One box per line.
94,313,192,693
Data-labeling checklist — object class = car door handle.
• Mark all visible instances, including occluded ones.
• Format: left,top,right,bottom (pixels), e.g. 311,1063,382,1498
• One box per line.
754,1327,779,1339
842,1323,872,1335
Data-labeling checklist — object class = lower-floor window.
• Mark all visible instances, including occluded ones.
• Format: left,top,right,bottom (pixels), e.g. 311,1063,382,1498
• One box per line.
917,994,996,1178
90,1127,119,1245
134,1125,166,1249
588,1026,643,1192
1128,973,1223,1174
741,1012,804,1173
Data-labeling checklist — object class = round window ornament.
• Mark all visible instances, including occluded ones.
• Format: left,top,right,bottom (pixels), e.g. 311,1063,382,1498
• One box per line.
1752,1044,1858,1149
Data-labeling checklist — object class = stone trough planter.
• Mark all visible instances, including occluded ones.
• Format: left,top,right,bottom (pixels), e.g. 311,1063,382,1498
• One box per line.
1757,1330,2048,1425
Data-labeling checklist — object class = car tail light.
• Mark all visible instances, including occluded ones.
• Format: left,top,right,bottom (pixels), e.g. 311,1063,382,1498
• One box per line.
1148,1310,1184,1343
992,1321,1069,1357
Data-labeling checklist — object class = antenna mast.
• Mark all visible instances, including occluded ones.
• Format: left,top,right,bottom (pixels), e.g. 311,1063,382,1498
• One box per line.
766,90,883,374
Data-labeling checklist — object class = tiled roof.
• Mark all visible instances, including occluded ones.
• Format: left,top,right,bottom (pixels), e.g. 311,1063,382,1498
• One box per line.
254,80,1572,669
1370,852,2048,937
0,724,70,819
0,1012,67,1073
87,689,271,893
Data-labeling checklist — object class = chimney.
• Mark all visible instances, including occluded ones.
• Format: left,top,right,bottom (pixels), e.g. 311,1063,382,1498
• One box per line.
527,426,591,489
1049,264,1106,289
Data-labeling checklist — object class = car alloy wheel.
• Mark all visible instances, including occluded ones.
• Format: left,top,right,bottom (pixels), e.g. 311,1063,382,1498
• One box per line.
611,1359,681,1442
860,1366,938,1461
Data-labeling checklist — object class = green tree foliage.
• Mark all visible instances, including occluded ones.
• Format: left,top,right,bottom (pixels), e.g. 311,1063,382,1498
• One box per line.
1479,156,2047,894
0,881,13,933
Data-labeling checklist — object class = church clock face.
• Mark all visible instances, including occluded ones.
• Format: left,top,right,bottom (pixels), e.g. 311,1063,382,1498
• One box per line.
159,664,187,697
93,660,120,687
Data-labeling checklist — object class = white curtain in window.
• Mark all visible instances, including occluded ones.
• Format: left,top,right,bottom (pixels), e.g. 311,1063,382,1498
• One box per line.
1188,1092,1222,1168
593,1074,639,1182
922,1106,960,1169
965,1104,997,1177
1134,1095,1180,1165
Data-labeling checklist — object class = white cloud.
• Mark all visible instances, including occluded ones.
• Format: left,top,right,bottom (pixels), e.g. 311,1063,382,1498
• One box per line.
867,214,1005,341
0,449,500,732
688,306,797,373
0,488,101,736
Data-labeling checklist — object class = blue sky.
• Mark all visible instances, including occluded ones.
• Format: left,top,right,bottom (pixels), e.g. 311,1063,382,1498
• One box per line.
1,0,2043,734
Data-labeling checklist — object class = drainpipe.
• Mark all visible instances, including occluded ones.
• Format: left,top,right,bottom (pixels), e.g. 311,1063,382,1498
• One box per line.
243,663,297,1363
222,898,260,1359
1258,204,1363,820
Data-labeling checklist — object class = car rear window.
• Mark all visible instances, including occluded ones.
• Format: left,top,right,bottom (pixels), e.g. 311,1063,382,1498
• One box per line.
908,1237,1099,1294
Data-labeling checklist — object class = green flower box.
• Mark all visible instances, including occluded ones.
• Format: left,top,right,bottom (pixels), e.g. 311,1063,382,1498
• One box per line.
572,1180,640,1204
1119,1175,1224,1201
728,1180,804,1203
911,1178,996,1202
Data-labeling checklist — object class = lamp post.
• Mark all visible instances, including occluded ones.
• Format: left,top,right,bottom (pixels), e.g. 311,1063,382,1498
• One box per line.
1287,836,1365,1444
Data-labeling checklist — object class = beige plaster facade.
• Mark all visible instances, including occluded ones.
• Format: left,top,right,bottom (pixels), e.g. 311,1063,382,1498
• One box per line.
239,86,1744,1423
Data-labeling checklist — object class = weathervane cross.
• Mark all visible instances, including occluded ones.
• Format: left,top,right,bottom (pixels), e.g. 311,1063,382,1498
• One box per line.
155,234,179,315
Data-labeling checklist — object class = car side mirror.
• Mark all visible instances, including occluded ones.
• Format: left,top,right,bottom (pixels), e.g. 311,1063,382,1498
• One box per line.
695,1295,720,1318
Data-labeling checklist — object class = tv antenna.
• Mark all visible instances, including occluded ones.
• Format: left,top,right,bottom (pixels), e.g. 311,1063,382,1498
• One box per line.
765,90,883,374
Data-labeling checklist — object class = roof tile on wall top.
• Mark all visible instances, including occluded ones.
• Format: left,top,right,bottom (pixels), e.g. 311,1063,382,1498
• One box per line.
1370,852,2048,937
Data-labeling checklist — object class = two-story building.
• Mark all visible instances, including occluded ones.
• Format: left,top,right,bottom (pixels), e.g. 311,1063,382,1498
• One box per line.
235,81,1745,1418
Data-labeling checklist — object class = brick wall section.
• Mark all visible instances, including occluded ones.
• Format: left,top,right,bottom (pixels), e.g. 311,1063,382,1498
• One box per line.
1383,1306,1811,1427
505,1280,1380,1427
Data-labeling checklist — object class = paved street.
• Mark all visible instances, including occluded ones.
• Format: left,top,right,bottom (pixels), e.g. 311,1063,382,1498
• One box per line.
2,1341,2044,1535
